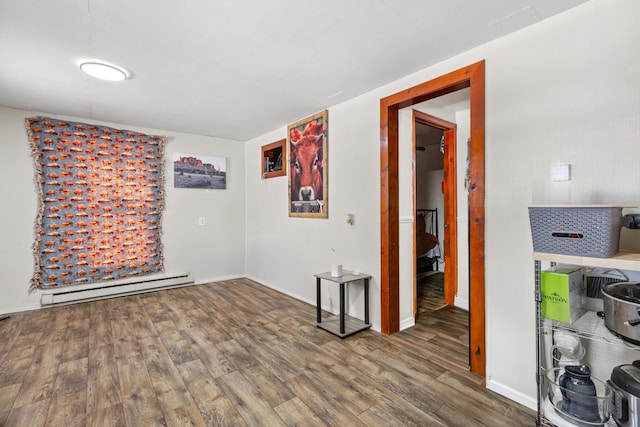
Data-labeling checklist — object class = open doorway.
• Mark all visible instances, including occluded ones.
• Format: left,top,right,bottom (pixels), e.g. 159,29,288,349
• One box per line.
414,119,447,315
408,106,471,368
380,60,485,376
415,120,445,304
412,109,461,312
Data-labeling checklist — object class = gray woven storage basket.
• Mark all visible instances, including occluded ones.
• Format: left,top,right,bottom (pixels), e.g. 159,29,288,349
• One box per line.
528,206,627,258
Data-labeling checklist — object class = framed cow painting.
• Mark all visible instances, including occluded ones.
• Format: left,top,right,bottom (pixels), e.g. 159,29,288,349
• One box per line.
287,110,328,218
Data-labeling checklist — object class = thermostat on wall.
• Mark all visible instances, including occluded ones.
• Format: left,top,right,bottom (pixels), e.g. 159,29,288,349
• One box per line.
552,163,571,182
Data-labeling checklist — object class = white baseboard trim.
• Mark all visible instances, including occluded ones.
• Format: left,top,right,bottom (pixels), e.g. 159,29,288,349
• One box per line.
400,316,416,331
0,303,41,316
454,296,469,311
245,273,317,307
195,274,248,286
486,378,536,411
245,274,381,333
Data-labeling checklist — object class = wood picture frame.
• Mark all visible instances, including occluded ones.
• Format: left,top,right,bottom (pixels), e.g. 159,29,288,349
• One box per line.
261,139,286,179
288,110,328,218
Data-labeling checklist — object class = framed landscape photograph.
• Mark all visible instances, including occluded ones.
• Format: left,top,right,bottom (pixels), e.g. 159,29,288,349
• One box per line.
173,152,227,189
288,110,328,218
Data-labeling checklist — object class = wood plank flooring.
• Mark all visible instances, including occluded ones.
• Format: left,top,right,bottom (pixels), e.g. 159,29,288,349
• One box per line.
416,272,447,314
395,273,470,369
0,278,535,426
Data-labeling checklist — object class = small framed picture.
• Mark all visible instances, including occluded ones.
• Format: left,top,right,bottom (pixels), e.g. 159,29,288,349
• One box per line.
173,152,226,189
261,139,286,179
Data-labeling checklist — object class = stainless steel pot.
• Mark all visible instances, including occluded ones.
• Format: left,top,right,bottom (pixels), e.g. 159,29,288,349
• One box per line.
602,282,640,345
608,360,640,427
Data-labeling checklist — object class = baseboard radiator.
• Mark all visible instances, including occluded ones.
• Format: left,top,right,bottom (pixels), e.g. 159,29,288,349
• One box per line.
40,272,194,307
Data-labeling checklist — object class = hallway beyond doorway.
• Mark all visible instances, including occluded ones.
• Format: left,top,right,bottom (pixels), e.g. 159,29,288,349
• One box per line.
400,273,470,370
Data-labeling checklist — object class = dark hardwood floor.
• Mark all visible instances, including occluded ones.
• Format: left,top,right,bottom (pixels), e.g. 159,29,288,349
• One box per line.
0,278,535,426
417,272,447,314
395,273,470,370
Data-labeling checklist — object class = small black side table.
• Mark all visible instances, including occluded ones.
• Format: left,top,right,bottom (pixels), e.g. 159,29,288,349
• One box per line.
314,271,371,338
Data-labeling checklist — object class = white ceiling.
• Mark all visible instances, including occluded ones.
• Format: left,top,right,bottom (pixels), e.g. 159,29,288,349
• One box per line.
0,0,589,141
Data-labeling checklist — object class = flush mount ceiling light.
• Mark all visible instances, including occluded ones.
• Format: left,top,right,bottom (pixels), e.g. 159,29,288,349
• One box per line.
80,61,128,81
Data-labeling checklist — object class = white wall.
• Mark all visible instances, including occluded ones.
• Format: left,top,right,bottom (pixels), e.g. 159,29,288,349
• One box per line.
0,106,246,314
244,104,381,323
455,109,470,309
245,0,640,408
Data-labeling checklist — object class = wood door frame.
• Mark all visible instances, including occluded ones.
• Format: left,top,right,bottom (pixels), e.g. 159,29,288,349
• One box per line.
380,60,485,376
412,110,457,315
